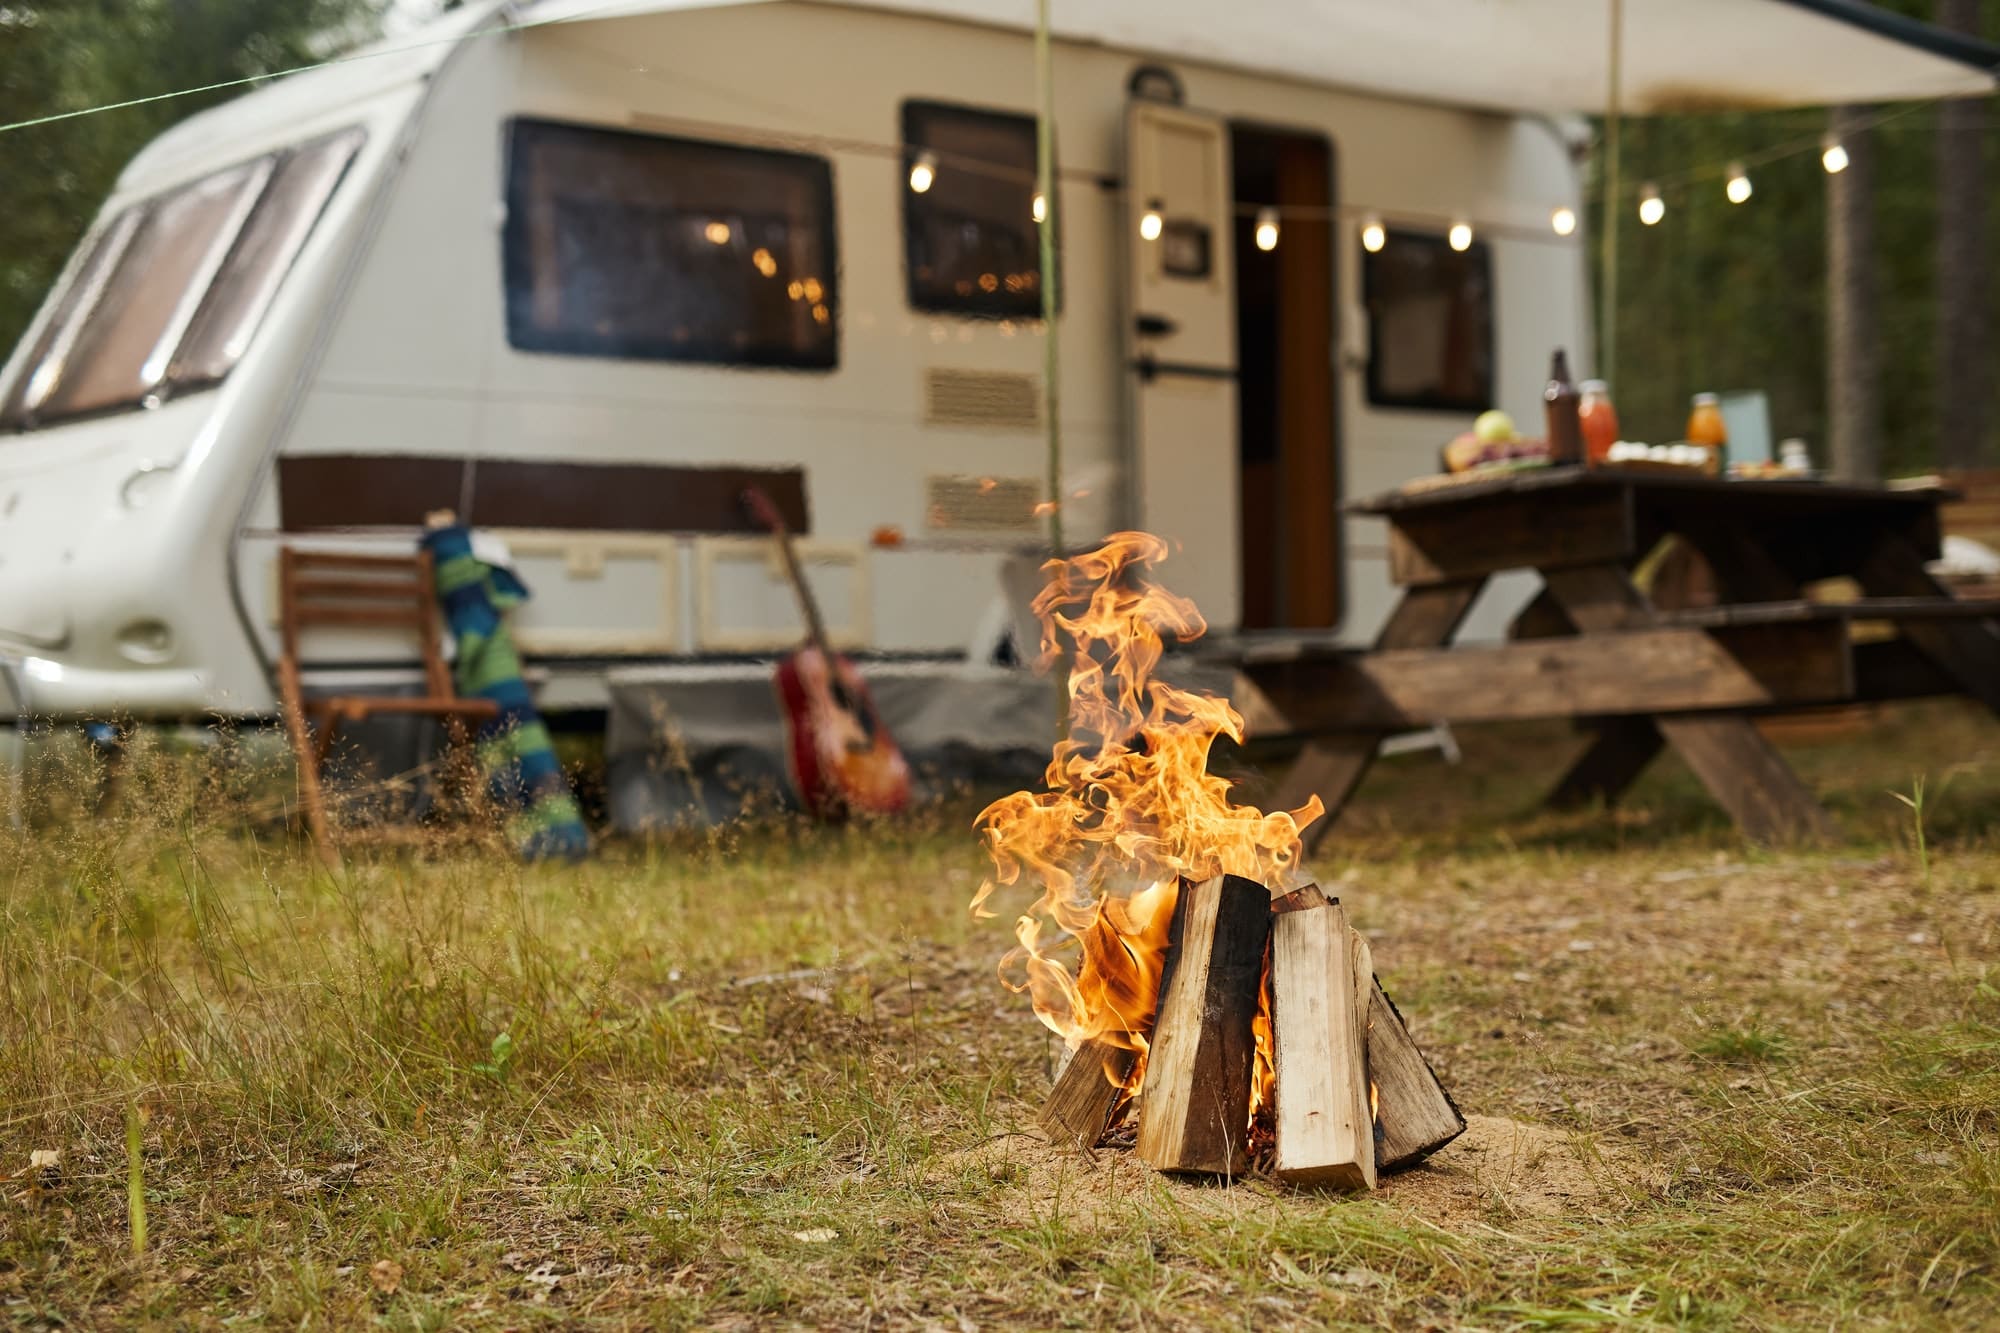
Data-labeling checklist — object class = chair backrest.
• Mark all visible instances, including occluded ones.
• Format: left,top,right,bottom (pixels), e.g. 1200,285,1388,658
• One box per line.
278,547,454,699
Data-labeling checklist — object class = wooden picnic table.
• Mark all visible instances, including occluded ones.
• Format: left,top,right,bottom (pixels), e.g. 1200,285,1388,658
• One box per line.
1240,465,2000,845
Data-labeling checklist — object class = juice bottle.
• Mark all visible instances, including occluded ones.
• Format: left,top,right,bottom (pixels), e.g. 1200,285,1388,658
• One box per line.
1578,380,1620,465
1544,348,1583,465
1686,392,1728,474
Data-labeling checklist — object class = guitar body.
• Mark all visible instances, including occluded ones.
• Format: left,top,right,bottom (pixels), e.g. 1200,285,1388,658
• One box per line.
773,646,912,819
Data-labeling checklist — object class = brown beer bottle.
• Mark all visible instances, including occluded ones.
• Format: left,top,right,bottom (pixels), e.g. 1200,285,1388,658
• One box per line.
1544,348,1583,465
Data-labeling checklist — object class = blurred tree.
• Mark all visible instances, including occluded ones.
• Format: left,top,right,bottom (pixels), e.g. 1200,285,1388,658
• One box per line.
1588,1,1997,476
1829,105,1882,481
0,0,383,355
1936,0,1992,472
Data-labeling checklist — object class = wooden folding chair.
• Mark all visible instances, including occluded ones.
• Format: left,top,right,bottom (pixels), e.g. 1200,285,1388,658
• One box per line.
276,547,500,849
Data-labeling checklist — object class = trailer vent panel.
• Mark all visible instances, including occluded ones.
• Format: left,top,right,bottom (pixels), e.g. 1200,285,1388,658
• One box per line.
924,368,1040,428
925,474,1042,532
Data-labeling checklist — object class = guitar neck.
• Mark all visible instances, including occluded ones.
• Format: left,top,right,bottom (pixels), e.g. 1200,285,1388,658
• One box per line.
772,525,833,657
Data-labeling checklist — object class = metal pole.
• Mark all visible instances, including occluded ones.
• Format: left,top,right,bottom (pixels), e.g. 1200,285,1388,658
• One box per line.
1601,0,1622,388
1035,0,1063,555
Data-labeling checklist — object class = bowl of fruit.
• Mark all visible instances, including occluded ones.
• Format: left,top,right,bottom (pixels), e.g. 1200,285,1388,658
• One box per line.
1441,410,1551,475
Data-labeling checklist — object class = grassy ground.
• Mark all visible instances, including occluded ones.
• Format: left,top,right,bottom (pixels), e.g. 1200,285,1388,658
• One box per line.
3,702,1999,1330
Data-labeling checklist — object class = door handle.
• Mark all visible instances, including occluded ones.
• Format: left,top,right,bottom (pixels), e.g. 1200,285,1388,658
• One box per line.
1135,313,1178,338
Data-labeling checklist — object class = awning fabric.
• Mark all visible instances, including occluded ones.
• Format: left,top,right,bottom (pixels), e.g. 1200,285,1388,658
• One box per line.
526,0,2000,113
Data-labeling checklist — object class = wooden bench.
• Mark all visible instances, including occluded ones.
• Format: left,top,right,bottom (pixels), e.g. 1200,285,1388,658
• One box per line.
1658,596,2000,628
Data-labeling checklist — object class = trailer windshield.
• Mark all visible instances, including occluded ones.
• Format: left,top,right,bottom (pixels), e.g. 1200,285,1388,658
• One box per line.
0,127,363,433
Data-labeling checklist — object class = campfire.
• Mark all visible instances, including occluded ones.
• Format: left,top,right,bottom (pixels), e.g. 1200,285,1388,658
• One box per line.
973,534,1463,1186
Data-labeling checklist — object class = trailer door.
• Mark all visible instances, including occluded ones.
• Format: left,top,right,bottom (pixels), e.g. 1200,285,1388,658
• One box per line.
1122,100,1238,628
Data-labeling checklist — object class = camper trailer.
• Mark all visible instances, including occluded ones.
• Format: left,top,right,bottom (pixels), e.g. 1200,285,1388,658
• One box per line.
0,0,1990,760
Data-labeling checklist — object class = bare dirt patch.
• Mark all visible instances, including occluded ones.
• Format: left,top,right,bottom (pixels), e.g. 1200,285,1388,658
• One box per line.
935,1112,1646,1231
1377,1114,1646,1226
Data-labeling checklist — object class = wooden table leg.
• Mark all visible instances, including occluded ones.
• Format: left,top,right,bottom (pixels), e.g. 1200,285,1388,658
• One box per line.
1282,579,1486,852
1654,713,1833,843
1542,565,1833,843
1855,532,2000,716
1546,717,1666,810
1508,582,1667,811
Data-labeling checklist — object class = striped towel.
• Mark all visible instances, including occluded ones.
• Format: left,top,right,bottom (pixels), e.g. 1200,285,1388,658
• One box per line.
421,524,589,862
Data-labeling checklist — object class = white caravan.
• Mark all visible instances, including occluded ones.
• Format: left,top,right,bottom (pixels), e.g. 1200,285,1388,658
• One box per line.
0,0,1991,729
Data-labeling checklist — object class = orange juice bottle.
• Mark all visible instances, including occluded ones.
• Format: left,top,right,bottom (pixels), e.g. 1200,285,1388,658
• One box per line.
1686,393,1728,474
1578,380,1620,465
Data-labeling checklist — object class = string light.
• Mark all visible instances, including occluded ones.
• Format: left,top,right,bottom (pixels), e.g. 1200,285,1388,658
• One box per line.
1360,214,1385,252
908,150,936,193
1032,192,1046,222
1821,133,1849,174
1139,199,1164,241
1448,219,1473,252
1550,206,1577,237
703,220,730,245
1638,183,1665,226
1254,207,1280,252
1725,162,1752,204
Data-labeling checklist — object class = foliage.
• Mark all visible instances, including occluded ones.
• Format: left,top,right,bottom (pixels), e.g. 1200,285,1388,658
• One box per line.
1590,0,2000,474
0,0,384,354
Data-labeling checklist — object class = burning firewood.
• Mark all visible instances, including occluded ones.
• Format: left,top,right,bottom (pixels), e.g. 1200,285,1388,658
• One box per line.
973,532,1461,1188
1270,893,1376,1189
1366,978,1467,1170
1038,1038,1136,1151
1134,874,1270,1176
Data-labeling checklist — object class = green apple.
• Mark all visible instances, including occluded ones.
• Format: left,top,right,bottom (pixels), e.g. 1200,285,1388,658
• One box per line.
1474,409,1517,445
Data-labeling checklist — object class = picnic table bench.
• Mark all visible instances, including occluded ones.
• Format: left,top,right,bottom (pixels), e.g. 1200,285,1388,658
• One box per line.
1239,466,2000,845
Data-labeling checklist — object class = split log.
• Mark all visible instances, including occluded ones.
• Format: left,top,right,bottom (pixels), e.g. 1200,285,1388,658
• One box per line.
1266,883,1463,1172
1135,874,1270,1175
1367,978,1466,1171
1270,897,1376,1189
1271,883,1330,914
1039,1038,1137,1150
1040,890,1190,1151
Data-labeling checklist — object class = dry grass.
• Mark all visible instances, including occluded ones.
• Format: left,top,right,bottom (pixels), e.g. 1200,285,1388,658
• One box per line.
3,701,2000,1329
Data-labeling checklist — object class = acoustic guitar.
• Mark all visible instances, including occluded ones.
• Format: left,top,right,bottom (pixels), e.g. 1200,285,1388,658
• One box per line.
741,487,912,819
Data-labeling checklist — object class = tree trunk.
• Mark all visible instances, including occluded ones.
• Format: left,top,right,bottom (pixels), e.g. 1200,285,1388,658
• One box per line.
1936,0,1992,473
1828,105,1881,482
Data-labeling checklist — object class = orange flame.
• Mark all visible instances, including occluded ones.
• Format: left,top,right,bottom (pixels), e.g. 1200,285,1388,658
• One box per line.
972,533,1323,1094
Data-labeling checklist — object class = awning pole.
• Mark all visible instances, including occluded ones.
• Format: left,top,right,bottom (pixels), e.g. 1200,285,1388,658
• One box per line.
1601,0,1622,389
1036,0,1063,555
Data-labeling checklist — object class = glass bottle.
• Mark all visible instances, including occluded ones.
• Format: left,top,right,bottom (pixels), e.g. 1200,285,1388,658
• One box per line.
1686,393,1728,474
1578,380,1620,465
1544,349,1583,465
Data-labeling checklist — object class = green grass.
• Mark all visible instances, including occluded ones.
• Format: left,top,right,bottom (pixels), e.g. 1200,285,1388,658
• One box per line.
3,701,2000,1328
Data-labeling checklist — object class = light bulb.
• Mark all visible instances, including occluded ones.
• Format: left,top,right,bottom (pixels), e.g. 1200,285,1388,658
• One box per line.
1448,220,1473,252
1551,206,1577,237
1139,200,1164,241
1725,163,1752,204
1360,215,1385,253
908,151,936,193
704,220,731,245
1821,134,1848,174
1032,192,1046,223
1638,184,1664,226
1254,207,1279,252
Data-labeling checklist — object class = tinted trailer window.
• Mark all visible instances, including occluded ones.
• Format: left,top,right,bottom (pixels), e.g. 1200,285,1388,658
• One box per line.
503,119,838,370
0,128,363,430
1362,228,1494,412
900,101,1049,319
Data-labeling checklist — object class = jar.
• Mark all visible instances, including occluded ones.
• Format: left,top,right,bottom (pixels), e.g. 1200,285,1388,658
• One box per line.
1686,393,1728,474
1578,380,1620,465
